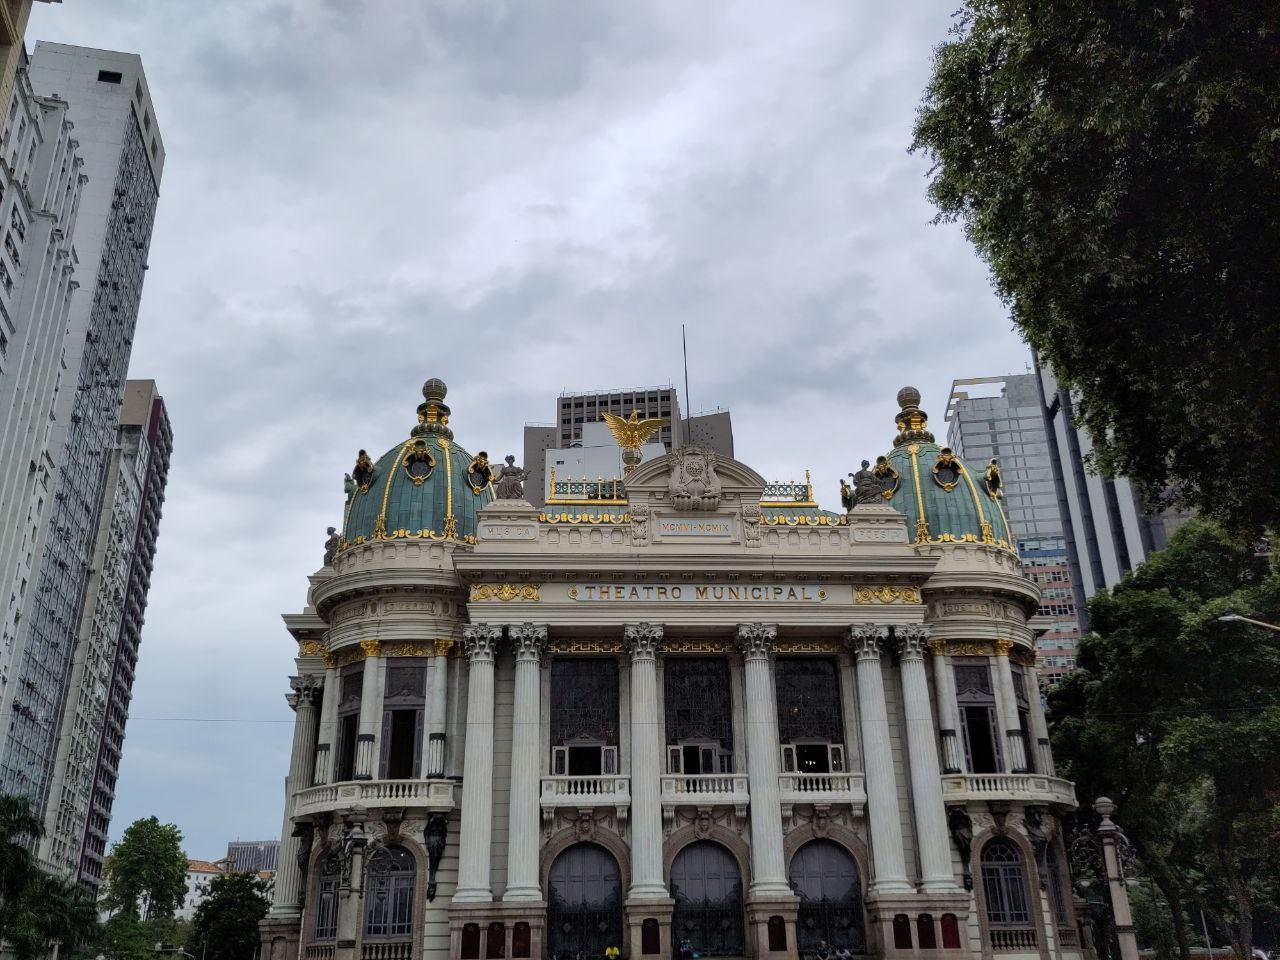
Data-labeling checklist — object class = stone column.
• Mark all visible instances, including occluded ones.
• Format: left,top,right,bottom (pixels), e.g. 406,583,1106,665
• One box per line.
625,622,668,900
504,622,547,902
928,640,965,774
849,624,911,894
1026,664,1054,776
454,623,502,903
896,625,959,893
736,623,791,896
353,641,384,780
334,821,368,960
269,675,322,917
422,638,452,778
993,640,1028,773
313,661,339,785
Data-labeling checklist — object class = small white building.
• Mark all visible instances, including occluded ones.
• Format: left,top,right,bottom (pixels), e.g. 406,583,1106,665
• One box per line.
178,859,224,921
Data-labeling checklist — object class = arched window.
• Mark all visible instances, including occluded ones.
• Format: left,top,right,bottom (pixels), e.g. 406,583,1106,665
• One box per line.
364,845,416,939
313,853,340,941
981,839,1032,927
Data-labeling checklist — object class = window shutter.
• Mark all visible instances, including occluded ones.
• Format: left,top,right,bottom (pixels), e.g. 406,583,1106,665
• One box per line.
780,744,796,773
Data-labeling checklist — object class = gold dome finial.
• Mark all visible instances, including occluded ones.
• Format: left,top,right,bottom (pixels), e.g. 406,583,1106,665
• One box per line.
412,377,453,440
893,385,935,447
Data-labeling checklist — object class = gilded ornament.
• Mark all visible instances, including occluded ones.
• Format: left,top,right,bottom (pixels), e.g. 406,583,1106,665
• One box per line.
985,458,1004,500
383,642,432,658
854,585,923,605
551,639,623,654
352,449,375,492
994,638,1015,657
932,447,961,491
466,451,494,493
322,652,338,669
360,639,382,658
372,516,388,539
434,638,454,657
400,439,437,485
442,516,459,540
469,583,540,602
947,641,995,656
927,638,947,656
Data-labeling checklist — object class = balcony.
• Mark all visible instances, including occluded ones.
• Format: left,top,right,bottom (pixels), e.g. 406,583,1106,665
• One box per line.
362,944,413,960
778,772,867,818
660,774,749,826
990,927,1038,952
940,772,1077,810
293,778,458,819
540,775,631,823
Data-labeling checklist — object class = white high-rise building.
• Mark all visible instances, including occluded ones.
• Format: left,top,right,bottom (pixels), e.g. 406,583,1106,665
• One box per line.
0,44,164,847
0,51,85,718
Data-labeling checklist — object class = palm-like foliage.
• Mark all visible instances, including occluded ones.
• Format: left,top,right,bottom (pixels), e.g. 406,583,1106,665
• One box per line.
0,795,102,959
0,793,42,903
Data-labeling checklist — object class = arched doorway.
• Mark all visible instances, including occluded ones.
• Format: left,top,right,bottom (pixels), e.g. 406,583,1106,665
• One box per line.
789,840,865,955
670,841,745,957
546,843,624,958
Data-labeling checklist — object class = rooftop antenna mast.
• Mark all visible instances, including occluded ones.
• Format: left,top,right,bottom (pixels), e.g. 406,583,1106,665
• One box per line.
681,324,692,447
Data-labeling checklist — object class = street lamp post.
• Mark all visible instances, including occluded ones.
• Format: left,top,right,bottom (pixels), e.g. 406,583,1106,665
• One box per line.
1215,614,1280,634
1094,797,1140,960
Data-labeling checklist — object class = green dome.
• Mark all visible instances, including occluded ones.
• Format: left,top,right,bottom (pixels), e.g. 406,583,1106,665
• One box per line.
341,379,495,548
876,386,1016,552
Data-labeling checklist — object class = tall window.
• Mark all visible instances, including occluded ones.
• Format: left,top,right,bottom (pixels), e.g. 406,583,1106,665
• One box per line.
665,657,734,774
335,666,363,782
550,658,619,776
381,662,426,779
955,659,1001,773
981,839,1032,927
364,845,416,939
775,658,845,775
1011,663,1034,773
313,853,341,941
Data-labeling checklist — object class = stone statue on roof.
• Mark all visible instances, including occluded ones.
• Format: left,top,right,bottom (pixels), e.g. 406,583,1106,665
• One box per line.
494,455,528,500
850,460,884,505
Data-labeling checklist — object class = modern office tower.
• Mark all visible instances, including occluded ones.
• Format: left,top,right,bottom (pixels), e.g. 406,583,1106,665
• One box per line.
0,3,60,116
0,45,163,828
1033,355,1191,625
946,375,1082,680
77,382,170,888
0,53,84,704
523,385,734,507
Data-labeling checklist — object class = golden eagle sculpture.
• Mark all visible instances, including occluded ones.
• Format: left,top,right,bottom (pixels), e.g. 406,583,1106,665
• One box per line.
601,410,669,475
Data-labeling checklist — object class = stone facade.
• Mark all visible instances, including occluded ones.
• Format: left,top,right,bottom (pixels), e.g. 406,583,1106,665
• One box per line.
262,382,1083,960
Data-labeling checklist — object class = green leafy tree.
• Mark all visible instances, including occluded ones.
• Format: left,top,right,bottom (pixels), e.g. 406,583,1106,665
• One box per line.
1049,519,1280,960
102,816,188,922
0,795,101,959
912,0,1280,538
187,871,271,960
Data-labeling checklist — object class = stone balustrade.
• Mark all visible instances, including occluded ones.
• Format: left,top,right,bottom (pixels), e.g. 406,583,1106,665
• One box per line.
940,772,1076,809
538,775,631,823
777,771,867,818
293,778,458,818
659,773,749,826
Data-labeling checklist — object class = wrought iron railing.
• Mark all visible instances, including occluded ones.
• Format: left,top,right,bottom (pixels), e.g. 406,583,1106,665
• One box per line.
547,893,624,959
796,898,866,956
672,896,745,957
990,927,1038,951
761,473,816,506
547,469,628,504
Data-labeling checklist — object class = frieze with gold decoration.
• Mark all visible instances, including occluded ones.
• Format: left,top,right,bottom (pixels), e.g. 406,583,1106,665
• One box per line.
297,639,324,657
854,585,923,605
550,639,624,655
470,583,541,602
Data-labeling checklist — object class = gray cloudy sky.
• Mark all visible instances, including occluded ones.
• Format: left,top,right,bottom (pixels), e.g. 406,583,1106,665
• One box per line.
29,2,1031,859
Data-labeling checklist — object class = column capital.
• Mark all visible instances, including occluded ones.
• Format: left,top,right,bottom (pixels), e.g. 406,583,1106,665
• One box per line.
462,623,502,662
848,623,889,660
927,637,947,656
287,674,323,710
434,638,454,658
735,623,777,660
359,639,382,658
509,623,548,662
994,637,1015,657
623,622,663,660
896,623,931,660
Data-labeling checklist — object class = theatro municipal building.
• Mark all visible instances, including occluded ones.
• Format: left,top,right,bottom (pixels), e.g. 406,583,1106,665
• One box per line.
259,378,1083,960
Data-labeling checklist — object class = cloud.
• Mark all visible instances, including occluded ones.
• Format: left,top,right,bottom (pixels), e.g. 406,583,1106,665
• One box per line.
26,1,1025,858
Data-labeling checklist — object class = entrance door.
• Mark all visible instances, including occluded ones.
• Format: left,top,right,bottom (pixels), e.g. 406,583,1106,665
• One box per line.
670,841,745,957
789,840,865,955
546,843,623,958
